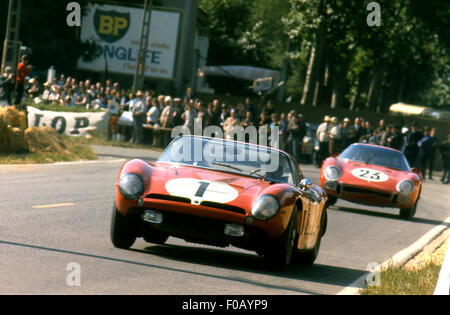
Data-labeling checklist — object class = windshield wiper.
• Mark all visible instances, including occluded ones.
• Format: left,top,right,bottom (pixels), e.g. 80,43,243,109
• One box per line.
211,162,244,173
211,163,268,180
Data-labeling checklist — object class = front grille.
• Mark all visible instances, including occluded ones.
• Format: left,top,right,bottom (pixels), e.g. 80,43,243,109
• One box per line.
200,201,246,215
343,186,391,199
146,194,191,204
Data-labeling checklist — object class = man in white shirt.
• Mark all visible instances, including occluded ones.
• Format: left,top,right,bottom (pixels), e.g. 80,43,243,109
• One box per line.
316,115,331,167
328,116,341,155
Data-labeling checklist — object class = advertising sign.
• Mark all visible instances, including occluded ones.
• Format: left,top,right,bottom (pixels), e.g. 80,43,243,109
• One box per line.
77,3,181,79
27,106,109,137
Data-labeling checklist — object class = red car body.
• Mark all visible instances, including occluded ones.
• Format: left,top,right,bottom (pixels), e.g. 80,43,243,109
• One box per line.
319,143,423,218
111,136,329,268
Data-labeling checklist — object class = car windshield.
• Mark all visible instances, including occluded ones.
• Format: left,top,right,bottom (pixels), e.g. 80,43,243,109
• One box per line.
339,144,411,171
158,136,295,185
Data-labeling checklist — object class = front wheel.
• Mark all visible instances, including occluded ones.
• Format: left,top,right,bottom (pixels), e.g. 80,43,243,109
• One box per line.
295,209,326,266
399,200,417,219
111,205,137,249
264,208,298,270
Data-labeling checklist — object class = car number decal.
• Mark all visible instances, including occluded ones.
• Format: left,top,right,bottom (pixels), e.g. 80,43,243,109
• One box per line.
165,178,239,204
351,168,389,182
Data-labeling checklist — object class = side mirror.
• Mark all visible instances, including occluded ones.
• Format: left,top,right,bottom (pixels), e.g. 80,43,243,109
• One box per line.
300,178,312,190
411,167,422,177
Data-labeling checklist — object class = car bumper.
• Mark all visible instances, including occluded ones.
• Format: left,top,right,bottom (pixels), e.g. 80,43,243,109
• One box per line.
117,195,287,242
322,180,415,208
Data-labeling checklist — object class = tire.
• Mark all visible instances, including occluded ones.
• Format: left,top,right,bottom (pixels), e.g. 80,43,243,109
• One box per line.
295,209,326,266
264,207,298,270
110,205,137,249
399,187,420,220
143,227,169,245
399,200,417,220
327,196,337,206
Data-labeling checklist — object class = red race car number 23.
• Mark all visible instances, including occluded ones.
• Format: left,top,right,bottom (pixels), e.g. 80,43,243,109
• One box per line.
351,168,388,182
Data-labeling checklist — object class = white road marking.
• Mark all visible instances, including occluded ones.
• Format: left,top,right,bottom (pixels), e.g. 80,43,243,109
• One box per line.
32,203,75,209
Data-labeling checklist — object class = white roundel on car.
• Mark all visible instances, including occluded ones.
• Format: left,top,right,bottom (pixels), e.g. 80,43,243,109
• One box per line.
165,178,239,204
351,168,389,182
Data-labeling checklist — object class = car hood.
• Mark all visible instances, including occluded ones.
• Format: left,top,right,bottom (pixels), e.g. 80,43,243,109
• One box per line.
335,158,415,190
145,162,276,210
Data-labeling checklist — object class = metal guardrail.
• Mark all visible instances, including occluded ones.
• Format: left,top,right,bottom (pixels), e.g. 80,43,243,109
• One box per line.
434,238,450,295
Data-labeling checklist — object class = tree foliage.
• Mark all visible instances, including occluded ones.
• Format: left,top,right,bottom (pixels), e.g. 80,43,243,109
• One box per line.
200,0,449,111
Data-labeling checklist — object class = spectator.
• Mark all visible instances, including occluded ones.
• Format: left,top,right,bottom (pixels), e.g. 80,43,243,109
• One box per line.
15,54,32,109
316,115,331,166
404,122,423,167
328,116,341,155
41,82,52,102
107,91,121,140
0,66,14,106
132,90,147,144
27,78,40,99
387,125,403,150
439,134,450,184
287,114,306,163
341,117,354,149
417,127,438,180
160,96,173,128
223,109,240,140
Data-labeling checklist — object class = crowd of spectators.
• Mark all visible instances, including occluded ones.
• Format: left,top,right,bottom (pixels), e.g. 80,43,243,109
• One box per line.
1,69,449,184
315,115,450,184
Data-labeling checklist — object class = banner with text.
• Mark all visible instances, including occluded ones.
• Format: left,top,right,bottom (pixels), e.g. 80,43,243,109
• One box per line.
77,3,181,79
27,106,109,137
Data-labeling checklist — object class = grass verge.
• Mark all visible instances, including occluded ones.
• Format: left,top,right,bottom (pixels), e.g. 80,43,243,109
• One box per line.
361,240,448,295
67,134,165,151
0,140,97,164
361,262,442,295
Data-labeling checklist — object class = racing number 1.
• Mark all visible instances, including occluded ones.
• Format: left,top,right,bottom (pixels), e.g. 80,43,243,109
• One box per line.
195,181,210,197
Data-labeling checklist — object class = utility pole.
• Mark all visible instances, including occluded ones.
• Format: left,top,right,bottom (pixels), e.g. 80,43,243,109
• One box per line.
1,0,22,74
132,0,153,93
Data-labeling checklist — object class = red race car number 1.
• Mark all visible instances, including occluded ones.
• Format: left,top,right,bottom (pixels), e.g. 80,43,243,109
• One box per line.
351,168,389,182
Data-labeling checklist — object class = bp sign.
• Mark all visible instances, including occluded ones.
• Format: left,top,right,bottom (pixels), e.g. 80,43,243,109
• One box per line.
78,3,181,80
94,9,131,43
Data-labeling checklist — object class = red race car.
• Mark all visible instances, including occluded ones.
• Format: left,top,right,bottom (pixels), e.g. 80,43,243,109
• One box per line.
111,135,329,269
320,143,423,219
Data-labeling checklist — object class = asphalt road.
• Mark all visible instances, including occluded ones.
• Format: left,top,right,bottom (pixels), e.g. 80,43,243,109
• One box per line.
0,145,449,295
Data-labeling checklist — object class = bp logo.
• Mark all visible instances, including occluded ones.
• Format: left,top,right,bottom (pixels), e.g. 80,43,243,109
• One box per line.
94,9,130,43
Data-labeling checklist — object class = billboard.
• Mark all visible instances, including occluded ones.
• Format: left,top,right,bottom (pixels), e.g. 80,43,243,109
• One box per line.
77,3,181,79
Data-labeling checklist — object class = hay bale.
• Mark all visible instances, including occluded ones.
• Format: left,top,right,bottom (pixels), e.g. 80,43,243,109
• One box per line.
9,127,26,152
0,116,11,154
0,106,26,129
24,126,67,153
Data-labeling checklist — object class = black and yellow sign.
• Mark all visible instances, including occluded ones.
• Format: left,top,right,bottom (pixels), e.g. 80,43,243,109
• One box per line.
94,9,130,43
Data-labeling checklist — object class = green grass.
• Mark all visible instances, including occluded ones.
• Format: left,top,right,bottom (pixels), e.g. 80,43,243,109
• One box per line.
361,262,442,295
0,142,97,164
66,134,165,151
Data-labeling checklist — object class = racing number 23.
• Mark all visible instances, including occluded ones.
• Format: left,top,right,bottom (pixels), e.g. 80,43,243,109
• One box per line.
358,169,380,180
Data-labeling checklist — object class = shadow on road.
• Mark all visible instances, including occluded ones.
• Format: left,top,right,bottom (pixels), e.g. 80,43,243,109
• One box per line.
0,239,365,294
131,243,366,289
332,206,450,227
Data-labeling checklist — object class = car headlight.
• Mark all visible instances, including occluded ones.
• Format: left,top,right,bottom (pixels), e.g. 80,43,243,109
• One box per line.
119,173,144,200
251,195,280,221
325,166,342,181
396,180,414,194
